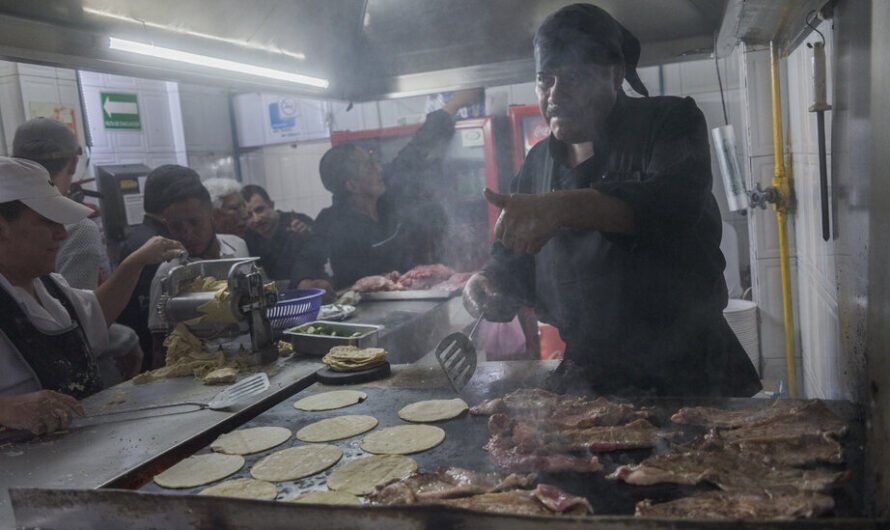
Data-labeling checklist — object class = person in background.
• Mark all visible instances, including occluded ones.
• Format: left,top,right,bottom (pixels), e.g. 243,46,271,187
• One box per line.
0,157,183,435
204,177,249,238
147,170,249,361
463,3,761,397
241,184,333,301
13,118,144,384
117,165,196,368
312,90,480,289
119,167,176,260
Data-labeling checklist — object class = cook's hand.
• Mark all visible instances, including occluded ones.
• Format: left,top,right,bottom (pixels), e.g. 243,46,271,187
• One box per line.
131,236,186,266
485,188,560,254
462,272,520,322
288,218,311,237
0,390,84,435
297,279,336,304
441,88,483,115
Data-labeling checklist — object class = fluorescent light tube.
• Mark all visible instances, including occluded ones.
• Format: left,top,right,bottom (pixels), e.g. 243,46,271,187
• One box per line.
108,37,328,89
86,8,306,61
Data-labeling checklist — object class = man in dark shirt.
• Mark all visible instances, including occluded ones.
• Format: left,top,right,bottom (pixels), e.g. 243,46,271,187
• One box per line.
116,165,188,369
241,184,333,300
313,93,480,289
464,3,761,397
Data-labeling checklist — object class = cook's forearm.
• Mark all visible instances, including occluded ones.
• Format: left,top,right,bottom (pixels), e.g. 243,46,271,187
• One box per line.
549,189,636,235
95,258,143,326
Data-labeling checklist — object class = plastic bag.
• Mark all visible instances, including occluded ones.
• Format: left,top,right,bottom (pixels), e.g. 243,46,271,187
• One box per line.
478,317,526,361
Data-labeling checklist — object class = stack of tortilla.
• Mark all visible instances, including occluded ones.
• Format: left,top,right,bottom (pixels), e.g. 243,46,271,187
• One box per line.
322,346,387,372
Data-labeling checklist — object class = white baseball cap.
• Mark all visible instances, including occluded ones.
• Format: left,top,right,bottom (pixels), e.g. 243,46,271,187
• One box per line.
0,157,92,224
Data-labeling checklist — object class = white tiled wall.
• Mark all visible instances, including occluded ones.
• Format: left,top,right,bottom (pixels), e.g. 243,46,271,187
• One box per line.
240,140,332,219
733,18,850,398
178,83,237,180
737,44,805,388
784,21,849,400
79,70,187,169
0,62,84,159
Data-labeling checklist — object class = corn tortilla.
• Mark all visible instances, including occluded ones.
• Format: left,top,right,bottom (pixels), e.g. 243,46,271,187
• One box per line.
211,426,292,455
360,425,445,455
293,390,367,411
326,455,417,495
398,398,468,422
250,444,342,482
199,478,278,500
296,415,378,442
154,453,244,489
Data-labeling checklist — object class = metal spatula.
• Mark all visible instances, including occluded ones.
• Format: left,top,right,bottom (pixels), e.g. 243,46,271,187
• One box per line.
72,373,270,427
435,315,482,393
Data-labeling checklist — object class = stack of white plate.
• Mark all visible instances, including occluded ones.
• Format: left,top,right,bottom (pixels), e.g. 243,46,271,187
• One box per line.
723,299,760,375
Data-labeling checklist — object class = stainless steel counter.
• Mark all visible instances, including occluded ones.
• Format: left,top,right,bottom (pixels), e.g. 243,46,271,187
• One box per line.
1,296,466,529
0,358,320,529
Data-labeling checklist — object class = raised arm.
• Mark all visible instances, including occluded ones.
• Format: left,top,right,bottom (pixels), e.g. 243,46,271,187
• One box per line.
95,236,184,326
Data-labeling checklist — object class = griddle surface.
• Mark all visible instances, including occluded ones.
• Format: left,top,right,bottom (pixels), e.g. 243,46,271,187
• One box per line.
139,389,865,517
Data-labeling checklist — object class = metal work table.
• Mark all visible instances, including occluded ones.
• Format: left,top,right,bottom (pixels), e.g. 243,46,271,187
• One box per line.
1,296,466,529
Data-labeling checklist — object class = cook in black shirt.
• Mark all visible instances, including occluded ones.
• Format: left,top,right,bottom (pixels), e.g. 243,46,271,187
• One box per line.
463,3,761,398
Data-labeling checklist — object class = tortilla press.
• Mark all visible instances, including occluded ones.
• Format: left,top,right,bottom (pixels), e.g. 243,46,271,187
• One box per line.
158,258,279,365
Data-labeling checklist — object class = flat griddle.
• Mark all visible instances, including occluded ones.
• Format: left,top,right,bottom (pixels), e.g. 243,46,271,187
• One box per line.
138,386,866,517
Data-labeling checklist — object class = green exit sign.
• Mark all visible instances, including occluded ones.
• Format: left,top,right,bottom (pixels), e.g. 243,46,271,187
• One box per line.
101,92,141,129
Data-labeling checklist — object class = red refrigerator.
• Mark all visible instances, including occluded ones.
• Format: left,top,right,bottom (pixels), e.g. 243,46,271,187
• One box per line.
507,104,551,173
331,117,510,272
507,105,567,360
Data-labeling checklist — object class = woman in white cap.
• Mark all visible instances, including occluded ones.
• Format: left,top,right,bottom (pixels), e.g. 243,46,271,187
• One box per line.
0,157,183,435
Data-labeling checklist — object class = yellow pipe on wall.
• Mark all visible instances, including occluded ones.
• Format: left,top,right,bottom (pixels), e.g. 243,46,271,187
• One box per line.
769,42,797,398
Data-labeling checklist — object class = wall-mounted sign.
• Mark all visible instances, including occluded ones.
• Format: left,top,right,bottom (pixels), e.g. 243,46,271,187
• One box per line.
266,96,300,140
29,103,79,139
101,92,141,130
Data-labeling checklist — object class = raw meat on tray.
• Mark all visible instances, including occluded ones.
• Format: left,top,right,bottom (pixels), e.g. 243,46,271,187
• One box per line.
351,265,474,293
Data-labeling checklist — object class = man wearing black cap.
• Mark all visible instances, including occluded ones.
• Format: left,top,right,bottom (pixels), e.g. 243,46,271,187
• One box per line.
464,4,761,397
116,165,184,369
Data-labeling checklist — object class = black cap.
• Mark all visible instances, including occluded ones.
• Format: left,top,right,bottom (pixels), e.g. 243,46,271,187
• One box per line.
143,164,202,214
534,3,648,97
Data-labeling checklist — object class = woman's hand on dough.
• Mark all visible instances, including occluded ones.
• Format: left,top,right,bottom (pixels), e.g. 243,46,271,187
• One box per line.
0,390,84,435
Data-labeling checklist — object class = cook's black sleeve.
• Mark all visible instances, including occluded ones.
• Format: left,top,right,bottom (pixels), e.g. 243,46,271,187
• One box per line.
480,156,538,307
289,231,330,285
384,110,455,189
594,97,714,247
313,207,406,290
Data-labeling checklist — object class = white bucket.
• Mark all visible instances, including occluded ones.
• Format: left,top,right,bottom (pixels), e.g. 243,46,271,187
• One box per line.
723,299,760,375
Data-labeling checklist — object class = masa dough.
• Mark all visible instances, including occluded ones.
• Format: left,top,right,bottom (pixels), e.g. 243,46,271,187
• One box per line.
154,453,244,489
250,444,342,482
288,490,362,505
360,425,446,455
296,415,378,442
211,426,292,455
293,390,367,411
198,477,278,500
326,455,418,495
398,398,468,422
203,367,239,385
